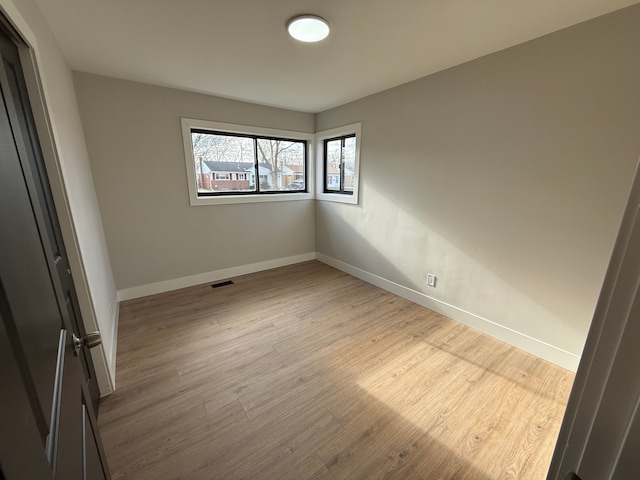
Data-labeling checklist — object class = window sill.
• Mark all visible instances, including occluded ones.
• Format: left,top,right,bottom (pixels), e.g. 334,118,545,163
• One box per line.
190,192,314,206
315,192,359,205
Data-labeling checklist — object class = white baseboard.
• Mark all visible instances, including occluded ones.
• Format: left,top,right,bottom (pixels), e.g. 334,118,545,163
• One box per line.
113,251,579,373
94,299,119,397
92,345,114,397
316,253,580,372
106,300,119,392
117,252,317,301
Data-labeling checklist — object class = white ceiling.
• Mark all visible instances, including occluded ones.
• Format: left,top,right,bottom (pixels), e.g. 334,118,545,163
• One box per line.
34,0,638,113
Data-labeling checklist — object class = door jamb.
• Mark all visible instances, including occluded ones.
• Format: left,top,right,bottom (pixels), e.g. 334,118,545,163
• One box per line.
0,2,114,395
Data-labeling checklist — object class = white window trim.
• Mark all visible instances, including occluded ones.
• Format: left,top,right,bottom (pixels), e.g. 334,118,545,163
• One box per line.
315,122,362,205
181,118,315,206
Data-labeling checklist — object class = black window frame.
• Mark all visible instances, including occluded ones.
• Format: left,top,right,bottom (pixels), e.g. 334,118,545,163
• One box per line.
191,128,309,197
323,134,356,195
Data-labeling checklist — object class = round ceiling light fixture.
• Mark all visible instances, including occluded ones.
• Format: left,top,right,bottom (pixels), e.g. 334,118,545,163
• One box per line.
287,15,330,42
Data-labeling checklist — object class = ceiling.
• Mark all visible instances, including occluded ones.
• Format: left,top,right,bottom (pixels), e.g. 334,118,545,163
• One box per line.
34,0,638,113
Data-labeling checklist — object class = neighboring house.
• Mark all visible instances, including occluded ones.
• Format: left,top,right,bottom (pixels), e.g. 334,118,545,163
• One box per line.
198,160,300,191
283,164,304,187
326,165,354,190
198,161,253,191
256,164,298,189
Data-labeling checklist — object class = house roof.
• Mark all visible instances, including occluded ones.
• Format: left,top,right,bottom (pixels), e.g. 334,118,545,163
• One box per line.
202,161,253,173
202,161,293,175
33,0,636,112
327,166,354,176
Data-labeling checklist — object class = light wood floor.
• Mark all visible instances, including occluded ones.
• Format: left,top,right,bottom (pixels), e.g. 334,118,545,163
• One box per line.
99,261,574,480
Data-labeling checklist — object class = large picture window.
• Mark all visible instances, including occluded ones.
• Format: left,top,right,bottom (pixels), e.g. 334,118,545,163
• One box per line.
192,131,306,194
182,119,314,206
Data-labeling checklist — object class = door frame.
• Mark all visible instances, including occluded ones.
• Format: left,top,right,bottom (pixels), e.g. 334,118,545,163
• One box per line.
547,157,640,479
0,2,114,395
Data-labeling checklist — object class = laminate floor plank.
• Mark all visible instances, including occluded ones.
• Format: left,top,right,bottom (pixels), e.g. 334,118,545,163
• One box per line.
277,453,335,480
99,260,573,479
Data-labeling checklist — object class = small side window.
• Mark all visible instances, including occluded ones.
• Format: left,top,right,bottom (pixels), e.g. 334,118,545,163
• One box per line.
316,123,361,205
182,118,314,206
324,135,356,195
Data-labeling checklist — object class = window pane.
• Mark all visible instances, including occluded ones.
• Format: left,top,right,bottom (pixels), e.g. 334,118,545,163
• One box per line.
191,132,256,194
325,139,341,192
257,139,305,192
343,136,356,193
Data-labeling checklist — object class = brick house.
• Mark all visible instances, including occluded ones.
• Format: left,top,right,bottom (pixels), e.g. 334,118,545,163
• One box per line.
197,161,253,191
326,165,354,190
197,161,299,191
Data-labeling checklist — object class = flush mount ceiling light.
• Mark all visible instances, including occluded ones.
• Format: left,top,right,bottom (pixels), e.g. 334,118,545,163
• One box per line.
287,15,330,42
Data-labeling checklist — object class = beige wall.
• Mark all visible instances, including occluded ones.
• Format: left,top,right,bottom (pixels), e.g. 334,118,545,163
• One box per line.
73,73,316,291
315,5,640,359
0,0,117,392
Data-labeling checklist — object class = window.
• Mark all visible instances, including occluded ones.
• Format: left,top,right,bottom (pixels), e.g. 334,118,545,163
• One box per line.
191,131,306,194
182,118,314,206
324,135,356,194
316,123,361,205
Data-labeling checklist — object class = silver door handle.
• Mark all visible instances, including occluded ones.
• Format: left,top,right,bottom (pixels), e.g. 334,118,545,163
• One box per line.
72,331,102,356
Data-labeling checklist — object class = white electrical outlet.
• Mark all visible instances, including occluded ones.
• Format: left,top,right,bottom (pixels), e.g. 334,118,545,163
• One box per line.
427,273,437,287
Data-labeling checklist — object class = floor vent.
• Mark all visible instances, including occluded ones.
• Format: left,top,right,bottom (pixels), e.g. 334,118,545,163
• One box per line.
211,280,234,289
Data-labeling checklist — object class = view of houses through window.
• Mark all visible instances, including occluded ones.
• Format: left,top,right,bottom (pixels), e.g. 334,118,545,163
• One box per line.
324,134,356,194
191,130,306,195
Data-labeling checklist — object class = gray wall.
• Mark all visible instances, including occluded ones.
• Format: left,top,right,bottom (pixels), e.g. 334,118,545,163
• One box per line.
315,6,640,358
72,5,640,364
73,73,316,290
1,0,118,392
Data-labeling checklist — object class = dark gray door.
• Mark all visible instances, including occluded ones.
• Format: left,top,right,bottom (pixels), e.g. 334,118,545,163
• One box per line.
0,21,110,480
0,19,100,411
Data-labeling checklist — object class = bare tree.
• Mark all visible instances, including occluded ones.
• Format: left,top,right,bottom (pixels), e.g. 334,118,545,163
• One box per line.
256,139,302,189
325,137,356,170
192,133,254,164
192,132,305,189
